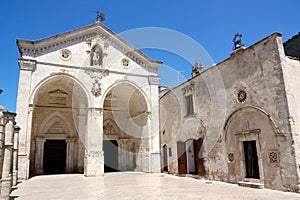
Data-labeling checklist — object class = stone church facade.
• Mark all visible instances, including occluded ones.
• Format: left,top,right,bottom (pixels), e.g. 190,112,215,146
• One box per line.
160,33,300,191
16,21,162,179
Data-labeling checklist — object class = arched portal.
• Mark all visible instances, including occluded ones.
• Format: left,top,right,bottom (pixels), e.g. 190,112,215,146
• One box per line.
30,75,88,175
102,82,149,172
224,106,283,189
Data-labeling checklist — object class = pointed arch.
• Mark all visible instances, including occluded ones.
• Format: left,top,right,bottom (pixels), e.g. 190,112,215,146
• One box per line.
37,111,73,136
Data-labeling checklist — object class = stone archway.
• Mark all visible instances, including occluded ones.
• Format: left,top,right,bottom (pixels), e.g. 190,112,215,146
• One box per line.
30,76,88,176
102,82,150,172
224,106,283,189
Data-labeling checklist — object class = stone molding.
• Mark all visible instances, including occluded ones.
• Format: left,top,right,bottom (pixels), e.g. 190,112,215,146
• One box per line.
17,23,162,73
182,83,194,96
148,76,160,85
18,58,37,72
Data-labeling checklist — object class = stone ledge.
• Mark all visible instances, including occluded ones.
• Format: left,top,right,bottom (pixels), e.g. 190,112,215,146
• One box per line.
238,181,264,189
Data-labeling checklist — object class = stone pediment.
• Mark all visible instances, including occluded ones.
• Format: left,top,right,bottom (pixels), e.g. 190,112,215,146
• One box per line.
17,22,162,73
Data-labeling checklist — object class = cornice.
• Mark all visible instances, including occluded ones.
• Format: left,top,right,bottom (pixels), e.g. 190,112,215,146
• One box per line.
17,22,162,73
18,58,37,71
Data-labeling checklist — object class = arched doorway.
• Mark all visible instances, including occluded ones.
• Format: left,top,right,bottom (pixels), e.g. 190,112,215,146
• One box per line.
177,138,204,175
30,76,88,175
102,82,149,172
224,106,282,188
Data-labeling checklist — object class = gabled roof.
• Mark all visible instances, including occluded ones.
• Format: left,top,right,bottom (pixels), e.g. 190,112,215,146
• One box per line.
17,22,162,73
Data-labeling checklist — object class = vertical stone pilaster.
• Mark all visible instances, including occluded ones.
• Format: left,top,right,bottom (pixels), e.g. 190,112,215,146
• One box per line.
16,59,36,180
66,137,76,172
12,126,21,186
34,137,45,174
148,77,161,172
84,108,104,176
1,111,16,200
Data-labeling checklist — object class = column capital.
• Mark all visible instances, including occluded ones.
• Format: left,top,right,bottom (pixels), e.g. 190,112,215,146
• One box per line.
66,137,77,143
18,58,37,72
35,137,46,143
148,75,160,85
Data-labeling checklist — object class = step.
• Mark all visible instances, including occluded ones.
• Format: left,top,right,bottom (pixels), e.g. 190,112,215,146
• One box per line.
238,181,264,189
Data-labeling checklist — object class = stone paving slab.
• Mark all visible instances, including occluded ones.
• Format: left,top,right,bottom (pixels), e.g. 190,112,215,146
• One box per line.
10,172,300,200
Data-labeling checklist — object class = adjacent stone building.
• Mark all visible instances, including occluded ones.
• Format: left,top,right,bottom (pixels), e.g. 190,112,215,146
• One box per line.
0,92,20,200
160,32,300,191
15,21,162,180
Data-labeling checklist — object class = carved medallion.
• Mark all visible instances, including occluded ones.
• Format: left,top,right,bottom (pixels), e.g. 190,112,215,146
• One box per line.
121,58,130,68
91,79,102,97
228,153,234,162
269,151,279,163
237,90,247,103
60,49,72,61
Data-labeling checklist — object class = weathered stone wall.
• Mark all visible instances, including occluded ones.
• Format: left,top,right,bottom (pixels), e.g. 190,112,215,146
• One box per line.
280,48,300,191
160,33,299,191
0,106,20,200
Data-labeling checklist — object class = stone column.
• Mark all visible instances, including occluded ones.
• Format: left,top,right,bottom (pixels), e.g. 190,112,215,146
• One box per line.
35,137,45,174
1,111,16,200
148,76,161,172
84,108,104,176
16,58,36,180
118,139,129,171
66,137,76,173
12,126,21,186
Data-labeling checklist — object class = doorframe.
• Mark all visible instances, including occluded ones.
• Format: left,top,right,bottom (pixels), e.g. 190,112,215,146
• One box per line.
237,131,264,182
162,144,168,172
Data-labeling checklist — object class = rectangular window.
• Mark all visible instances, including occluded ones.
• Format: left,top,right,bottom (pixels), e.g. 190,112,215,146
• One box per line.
186,95,194,115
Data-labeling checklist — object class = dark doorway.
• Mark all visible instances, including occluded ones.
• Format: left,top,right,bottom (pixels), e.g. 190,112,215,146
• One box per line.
103,140,118,172
194,138,205,176
162,145,168,172
243,141,260,179
43,140,67,174
177,141,187,174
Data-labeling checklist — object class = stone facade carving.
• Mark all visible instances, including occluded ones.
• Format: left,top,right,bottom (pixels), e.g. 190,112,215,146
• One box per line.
148,76,160,85
18,58,37,71
182,83,194,96
91,79,102,97
268,151,279,163
90,44,103,66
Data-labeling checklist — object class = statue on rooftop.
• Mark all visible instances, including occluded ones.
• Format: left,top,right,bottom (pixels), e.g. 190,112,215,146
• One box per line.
233,33,244,50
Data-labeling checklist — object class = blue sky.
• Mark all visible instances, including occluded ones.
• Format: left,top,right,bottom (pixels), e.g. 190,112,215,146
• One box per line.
0,0,299,112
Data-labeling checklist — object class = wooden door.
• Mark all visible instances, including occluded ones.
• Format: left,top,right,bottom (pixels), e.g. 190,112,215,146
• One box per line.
244,141,260,179
177,141,187,174
194,138,205,176
162,145,168,172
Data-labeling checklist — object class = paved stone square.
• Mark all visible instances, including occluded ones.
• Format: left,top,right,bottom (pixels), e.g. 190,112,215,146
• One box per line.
10,172,300,200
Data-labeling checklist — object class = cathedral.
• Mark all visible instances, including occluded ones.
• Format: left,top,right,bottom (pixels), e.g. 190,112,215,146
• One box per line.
16,21,161,179
14,19,300,192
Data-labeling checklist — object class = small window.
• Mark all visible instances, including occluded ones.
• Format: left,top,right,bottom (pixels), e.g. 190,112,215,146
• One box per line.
186,95,194,115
